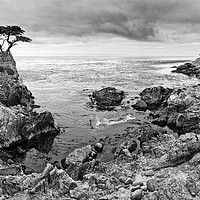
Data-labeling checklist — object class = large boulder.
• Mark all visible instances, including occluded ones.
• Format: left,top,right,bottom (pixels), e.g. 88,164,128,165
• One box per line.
132,86,173,111
91,87,125,111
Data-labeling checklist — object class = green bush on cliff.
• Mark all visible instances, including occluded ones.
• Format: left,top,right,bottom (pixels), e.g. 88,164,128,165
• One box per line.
0,25,31,55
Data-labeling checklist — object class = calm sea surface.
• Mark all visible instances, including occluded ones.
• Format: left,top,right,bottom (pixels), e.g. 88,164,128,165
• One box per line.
15,56,199,160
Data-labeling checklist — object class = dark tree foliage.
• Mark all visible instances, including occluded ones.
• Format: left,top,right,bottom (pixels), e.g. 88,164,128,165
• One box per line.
0,25,31,55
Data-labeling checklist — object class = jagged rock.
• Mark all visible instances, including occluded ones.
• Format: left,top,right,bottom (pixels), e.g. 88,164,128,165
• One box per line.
91,87,125,110
0,51,60,162
171,58,200,78
151,85,200,134
135,86,173,110
0,107,59,161
0,51,34,108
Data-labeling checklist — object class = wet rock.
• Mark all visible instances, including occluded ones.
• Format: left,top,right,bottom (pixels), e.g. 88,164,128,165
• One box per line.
171,61,200,78
139,86,173,110
132,100,147,111
91,87,125,111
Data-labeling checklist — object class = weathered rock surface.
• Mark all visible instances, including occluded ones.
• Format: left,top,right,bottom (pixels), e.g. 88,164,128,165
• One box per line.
132,84,200,135
151,85,200,134
132,86,173,111
0,51,59,162
2,128,200,199
0,52,34,108
172,57,200,78
90,87,125,111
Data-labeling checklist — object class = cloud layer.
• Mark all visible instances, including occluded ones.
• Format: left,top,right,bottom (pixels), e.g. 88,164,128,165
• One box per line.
1,0,200,43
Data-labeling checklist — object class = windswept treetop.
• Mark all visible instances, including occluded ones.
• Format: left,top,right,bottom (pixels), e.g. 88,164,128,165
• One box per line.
0,25,31,54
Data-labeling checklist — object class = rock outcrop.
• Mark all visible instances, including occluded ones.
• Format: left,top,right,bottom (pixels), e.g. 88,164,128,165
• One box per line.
90,87,125,111
0,52,34,108
132,86,173,111
132,85,200,135
0,51,59,162
151,85,200,134
172,57,200,78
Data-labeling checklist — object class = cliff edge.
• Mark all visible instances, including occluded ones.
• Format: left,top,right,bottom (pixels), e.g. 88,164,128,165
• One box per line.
0,51,59,162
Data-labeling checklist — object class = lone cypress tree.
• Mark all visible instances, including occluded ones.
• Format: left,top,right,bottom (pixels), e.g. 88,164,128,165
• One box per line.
0,25,31,55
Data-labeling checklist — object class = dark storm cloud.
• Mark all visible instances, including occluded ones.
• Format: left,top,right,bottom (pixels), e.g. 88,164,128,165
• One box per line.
1,0,200,42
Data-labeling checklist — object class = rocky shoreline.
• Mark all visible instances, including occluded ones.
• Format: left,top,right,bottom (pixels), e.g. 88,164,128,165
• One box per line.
1,54,200,199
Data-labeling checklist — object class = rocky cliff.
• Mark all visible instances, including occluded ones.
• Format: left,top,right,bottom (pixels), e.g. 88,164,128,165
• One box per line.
0,51,59,162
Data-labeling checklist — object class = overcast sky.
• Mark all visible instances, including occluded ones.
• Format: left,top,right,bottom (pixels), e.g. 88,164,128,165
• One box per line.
1,0,200,57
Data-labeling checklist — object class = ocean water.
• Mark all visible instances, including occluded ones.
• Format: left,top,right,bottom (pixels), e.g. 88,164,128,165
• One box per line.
15,56,199,161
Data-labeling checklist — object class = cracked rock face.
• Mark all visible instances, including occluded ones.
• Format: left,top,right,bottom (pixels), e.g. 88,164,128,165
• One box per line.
151,85,200,134
132,85,200,135
0,52,34,108
0,52,59,161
